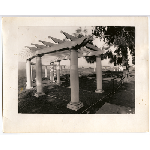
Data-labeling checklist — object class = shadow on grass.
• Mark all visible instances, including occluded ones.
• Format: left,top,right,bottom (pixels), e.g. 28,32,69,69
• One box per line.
18,71,135,114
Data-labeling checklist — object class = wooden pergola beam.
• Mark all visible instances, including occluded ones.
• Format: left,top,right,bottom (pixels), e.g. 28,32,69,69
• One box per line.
48,36,64,44
35,36,94,56
31,43,47,48
61,30,77,41
39,40,55,47
25,46,41,51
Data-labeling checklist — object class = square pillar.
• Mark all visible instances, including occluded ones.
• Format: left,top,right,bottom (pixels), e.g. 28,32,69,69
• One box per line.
26,59,32,89
67,49,83,111
95,55,104,93
34,55,45,97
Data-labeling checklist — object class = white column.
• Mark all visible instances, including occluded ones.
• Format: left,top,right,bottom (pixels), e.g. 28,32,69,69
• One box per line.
49,66,51,81
60,66,62,75
54,65,57,78
67,49,83,111
94,62,96,72
95,55,104,93
56,60,61,84
45,66,47,78
31,65,33,81
50,65,55,82
26,59,32,89
34,55,45,97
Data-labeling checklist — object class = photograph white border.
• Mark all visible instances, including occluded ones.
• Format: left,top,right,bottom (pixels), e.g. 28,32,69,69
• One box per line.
2,17,149,133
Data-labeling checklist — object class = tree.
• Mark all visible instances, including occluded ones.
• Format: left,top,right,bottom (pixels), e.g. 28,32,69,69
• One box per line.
84,26,135,67
73,27,88,38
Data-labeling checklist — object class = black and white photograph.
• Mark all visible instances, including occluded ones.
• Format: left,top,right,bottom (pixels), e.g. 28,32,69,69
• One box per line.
2,17,148,133
18,26,135,114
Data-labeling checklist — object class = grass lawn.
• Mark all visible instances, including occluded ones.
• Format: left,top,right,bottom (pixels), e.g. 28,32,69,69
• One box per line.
18,68,135,114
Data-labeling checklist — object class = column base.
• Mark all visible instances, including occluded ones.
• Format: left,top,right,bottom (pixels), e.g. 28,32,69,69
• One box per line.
47,81,56,85
56,81,62,85
67,101,83,111
34,92,45,97
95,89,104,93
50,80,56,83
26,86,33,89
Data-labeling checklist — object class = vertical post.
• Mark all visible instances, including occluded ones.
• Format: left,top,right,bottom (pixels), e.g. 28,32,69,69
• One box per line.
67,49,83,111
34,55,45,97
31,64,33,81
26,59,32,89
95,55,104,93
54,65,57,78
50,63,54,83
45,66,47,78
56,60,61,84
94,67,95,72
94,63,96,72
50,65,54,82
60,66,62,75
49,66,51,81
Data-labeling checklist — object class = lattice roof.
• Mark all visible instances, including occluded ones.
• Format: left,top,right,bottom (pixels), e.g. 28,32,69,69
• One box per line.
24,31,110,62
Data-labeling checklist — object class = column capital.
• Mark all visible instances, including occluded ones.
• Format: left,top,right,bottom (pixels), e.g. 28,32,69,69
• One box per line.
70,49,78,52
36,54,43,57
26,58,31,61
50,62,54,65
96,55,101,58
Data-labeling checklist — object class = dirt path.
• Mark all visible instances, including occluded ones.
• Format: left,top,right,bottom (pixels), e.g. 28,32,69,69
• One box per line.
96,71,135,114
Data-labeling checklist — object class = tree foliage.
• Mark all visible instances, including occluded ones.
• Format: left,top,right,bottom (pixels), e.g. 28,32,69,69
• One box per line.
84,26,135,65
73,27,87,38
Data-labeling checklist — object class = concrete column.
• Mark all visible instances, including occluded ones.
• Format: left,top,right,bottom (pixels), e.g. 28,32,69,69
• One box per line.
54,65,57,77
67,49,83,111
34,55,45,97
60,66,62,75
56,60,61,84
50,64,55,82
26,59,32,89
94,63,96,72
95,55,104,93
31,65,33,81
49,66,51,81
45,66,47,78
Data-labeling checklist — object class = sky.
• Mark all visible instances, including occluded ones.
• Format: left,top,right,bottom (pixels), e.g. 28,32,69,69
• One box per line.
18,26,115,67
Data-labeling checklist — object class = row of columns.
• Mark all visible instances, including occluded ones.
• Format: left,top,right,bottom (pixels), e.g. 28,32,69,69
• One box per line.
45,62,64,84
26,56,65,97
26,51,103,111
45,64,64,79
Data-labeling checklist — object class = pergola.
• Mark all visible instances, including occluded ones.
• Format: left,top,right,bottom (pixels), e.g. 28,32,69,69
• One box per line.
25,31,111,111
30,63,66,83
